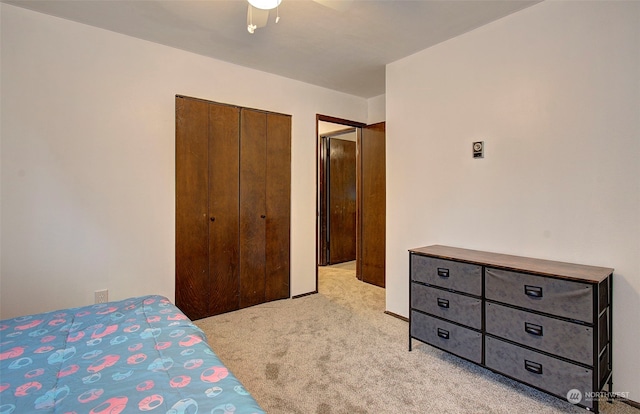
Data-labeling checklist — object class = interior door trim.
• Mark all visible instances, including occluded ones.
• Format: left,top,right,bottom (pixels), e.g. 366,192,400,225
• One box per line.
315,115,366,292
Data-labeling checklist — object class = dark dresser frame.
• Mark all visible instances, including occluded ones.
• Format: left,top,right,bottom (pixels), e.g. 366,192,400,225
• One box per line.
409,245,613,413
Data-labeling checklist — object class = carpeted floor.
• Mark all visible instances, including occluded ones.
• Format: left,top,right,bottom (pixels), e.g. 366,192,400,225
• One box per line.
194,263,638,414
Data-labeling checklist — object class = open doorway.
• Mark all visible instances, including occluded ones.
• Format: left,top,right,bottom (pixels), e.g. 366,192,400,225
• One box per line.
315,114,386,292
318,126,357,266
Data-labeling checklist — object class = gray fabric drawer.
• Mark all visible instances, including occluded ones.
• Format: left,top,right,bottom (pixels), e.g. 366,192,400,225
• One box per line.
410,311,482,363
485,268,593,323
485,336,593,408
485,302,593,365
411,255,482,296
412,283,482,329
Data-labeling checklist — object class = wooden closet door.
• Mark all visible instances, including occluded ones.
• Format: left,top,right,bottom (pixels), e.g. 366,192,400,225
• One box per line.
208,103,240,315
239,109,267,308
265,113,291,301
177,97,290,318
175,97,210,320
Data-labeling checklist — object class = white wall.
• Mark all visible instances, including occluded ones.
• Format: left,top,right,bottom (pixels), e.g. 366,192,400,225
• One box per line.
0,4,367,318
318,121,355,136
367,94,386,125
387,0,639,400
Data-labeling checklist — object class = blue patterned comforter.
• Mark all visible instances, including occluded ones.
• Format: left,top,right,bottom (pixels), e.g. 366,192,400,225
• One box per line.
0,295,264,413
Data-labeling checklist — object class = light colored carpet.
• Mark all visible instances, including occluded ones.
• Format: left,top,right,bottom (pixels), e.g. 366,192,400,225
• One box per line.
194,265,638,414
325,260,356,271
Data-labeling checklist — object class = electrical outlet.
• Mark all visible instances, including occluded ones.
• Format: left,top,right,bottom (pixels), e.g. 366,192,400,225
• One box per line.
94,289,108,304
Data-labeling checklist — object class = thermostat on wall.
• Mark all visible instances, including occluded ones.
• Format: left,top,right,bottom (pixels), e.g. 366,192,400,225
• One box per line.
473,141,484,158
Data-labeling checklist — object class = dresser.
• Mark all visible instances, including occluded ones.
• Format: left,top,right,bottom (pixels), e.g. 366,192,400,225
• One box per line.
409,245,613,412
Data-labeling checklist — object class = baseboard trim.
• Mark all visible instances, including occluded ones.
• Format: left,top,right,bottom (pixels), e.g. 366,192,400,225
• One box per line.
384,310,409,322
619,397,640,409
292,291,318,299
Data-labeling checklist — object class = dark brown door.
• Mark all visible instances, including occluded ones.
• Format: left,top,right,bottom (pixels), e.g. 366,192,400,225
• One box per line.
176,98,241,319
240,109,267,308
328,138,356,264
176,97,210,320
208,103,240,315
358,122,385,288
265,113,291,301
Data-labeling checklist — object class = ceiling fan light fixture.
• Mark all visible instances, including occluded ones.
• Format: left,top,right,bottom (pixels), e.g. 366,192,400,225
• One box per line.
247,0,281,11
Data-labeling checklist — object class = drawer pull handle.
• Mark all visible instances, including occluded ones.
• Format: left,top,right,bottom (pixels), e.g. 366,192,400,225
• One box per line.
437,298,450,309
437,328,450,340
437,268,450,278
524,322,543,336
524,360,543,375
524,285,543,298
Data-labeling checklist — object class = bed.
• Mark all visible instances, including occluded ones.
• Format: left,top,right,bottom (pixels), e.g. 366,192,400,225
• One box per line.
0,295,265,414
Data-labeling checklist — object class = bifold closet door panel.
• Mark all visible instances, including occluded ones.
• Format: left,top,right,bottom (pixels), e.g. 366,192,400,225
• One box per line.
265,113,291,301
209,103,241,315
240,109,267,308
175,97,210,320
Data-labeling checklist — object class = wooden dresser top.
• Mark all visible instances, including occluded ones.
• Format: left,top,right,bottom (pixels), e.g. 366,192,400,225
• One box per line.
409,245,613,284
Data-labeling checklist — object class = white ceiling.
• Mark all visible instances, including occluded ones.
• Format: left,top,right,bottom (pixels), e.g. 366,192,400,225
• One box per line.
4,0,540,98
